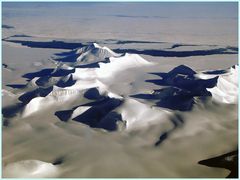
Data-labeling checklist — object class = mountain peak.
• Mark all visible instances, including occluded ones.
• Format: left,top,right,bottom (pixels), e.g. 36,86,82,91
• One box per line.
92,43,101,48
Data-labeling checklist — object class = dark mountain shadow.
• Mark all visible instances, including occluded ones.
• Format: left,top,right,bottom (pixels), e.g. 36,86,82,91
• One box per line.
227,46,238,51
4,38,237,57
23,69,54,79
2,63,15,71
3,39,84,50
149,64,196,80
163,64,196,76
2,63,8,68
74,59,110,68
203,69,227,75
113,47,237,57
97,112,122,131
146,65,218,96
55,110,74,122
42,68,75,77
52,156,65,165
83,87,102,100
114,40,164,44
130,93,158,100
2,25,14,29
155,131,168,146
55,95,123,131
132,87,195,111
8,73,76,90
146,77,217,96
18,87,53,104
80,97,113,107
23,68,75,79
72,98,122,129
132,65,218,111
198,150,238,178
35,76,57,87
167,44,200,49
104,38,165,44
155,88,195,111
10,34,32,38
155,114,184,146
56,75,77,88
35,74,76,88
55,49,111,66
2,103,25,118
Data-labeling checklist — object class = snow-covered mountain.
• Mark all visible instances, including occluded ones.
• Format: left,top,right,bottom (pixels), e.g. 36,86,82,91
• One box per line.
2,43,238,178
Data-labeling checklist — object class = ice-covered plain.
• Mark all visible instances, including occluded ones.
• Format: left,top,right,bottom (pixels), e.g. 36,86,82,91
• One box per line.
2,2,238,178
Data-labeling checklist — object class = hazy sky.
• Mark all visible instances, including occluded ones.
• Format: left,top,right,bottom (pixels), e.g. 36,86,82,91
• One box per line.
2,2,238,45
3,2,238,19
